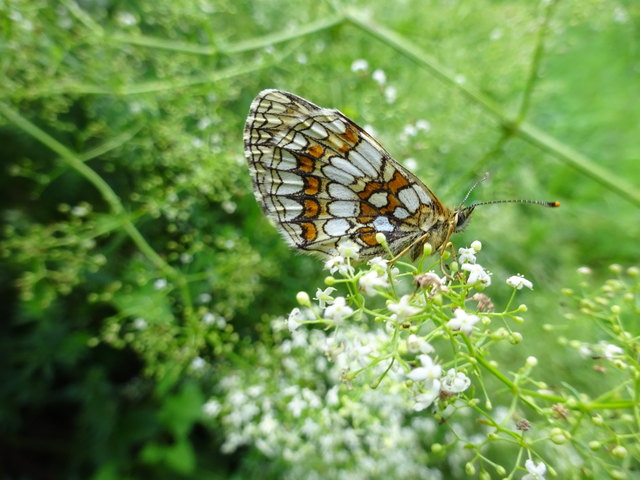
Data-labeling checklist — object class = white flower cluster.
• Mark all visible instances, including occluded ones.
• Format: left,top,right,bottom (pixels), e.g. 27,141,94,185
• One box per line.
207,241,546,477
207,320,442,479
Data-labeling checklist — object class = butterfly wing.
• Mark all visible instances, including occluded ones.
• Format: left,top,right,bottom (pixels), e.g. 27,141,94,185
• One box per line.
243,89,447,259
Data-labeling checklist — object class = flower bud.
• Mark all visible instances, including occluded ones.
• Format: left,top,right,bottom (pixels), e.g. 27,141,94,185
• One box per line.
465,462,476,475
612,445,627,458
296,291,311,307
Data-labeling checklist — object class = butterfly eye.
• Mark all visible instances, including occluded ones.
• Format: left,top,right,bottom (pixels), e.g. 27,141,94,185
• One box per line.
454,208,474,232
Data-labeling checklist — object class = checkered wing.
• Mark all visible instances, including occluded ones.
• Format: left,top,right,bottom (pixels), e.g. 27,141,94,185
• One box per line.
243,89,447,259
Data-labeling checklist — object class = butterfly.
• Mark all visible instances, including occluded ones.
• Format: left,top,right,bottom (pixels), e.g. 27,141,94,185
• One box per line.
243,89,558,261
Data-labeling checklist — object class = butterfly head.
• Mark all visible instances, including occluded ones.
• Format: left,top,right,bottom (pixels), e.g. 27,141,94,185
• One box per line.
453,205,476,233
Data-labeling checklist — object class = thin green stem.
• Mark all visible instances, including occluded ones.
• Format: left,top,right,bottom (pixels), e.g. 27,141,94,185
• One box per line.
7,61,270,99
220,15,345,54
517,122,640,206
516,0,559,121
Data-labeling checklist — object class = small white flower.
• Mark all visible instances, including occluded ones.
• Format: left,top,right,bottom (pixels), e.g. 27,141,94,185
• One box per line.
359,270,389,296
351,59,369,72
324,255,345,274
368,256,389,272
117,11,138,26
191,356,206,370
407,354,441,382
388,295,421,321
384,86,397,103
197,117,212,130
458,247,477,265
287,396,307,418
372,68,386,85
133,317,147,330
471,240,482,252
71,205,89,217
441,368,471,393
447,309,480,336
577,266,592,275
326,385,339,406
578,344,592,357
202,399,221,417
202,312,215,325
287,308,304,331
221,200,237,214
198,293,212,303
598,341,623,359
406,334,434,354
523,459,546,480
324,297,354,323
507,274,533,290
415,119,431,132
462,263,491,287
154,278,168,290
314,287,336,309
337,240,360,260
403,124,418,137
413,380,441,411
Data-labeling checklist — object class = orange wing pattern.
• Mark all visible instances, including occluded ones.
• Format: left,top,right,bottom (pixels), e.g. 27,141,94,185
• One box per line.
243,89,453,260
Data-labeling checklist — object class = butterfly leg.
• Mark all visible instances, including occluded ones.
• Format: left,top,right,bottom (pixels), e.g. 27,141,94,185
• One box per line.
390,232,431,263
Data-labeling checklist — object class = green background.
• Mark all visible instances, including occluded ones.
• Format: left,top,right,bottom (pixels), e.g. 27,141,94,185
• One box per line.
1,0,638,478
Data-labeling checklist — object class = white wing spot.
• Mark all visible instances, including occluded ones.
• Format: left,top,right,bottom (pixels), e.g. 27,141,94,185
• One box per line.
326,118,347,134
329,157,364,178
283,132,308,150
414,185,433,205
328,183,358,200
325,218,350,236
373,216,394,232
353,140,383,172
302,122,328,139
323,165,355,185
394,207,410,219
398,188,420,213
328,201,358,217
347,149,378,177
275,150,297,170
267,102,287,114
277,197,303,221
369,192,388,208
275,171,304,195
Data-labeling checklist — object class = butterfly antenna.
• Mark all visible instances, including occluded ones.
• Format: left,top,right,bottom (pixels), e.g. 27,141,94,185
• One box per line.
469,199,560,208
459,172,491,209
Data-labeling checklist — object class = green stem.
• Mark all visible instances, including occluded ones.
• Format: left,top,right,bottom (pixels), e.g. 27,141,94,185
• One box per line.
516,0,559,121
220,15,345,54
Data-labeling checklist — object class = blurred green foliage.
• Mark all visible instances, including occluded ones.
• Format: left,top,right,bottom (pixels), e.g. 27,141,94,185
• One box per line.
1,0,638,478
